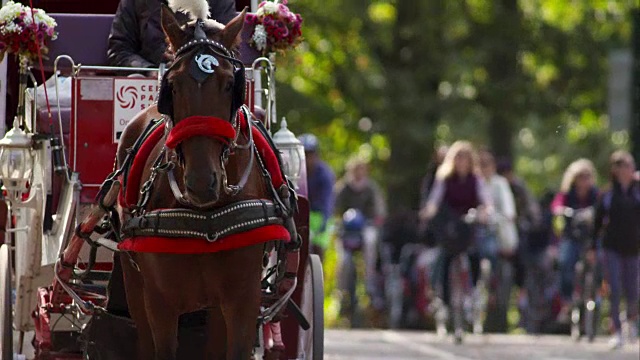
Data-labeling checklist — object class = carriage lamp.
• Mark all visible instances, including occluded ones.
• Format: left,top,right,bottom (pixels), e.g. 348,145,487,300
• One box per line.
273,117,305,185
0,117,34,199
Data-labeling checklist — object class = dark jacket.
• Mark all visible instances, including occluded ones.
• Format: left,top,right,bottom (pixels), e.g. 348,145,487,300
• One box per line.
107,0,237,67
334,179,385,222
593,181,640,255
509,177,542,233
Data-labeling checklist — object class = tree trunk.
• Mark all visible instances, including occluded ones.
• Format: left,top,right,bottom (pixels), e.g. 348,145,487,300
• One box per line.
385,119,434,211
380,0,443,212
483,0,521,159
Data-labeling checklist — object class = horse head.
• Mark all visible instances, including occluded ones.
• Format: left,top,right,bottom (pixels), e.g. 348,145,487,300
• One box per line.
158,5,247,207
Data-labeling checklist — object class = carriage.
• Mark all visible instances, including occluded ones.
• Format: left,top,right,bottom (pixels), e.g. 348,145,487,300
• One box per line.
0,8,323,360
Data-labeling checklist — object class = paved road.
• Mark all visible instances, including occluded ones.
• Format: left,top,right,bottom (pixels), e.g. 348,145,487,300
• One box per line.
325,329,639,360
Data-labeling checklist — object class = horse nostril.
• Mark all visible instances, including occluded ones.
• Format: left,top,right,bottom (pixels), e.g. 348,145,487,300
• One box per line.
184,177,198,194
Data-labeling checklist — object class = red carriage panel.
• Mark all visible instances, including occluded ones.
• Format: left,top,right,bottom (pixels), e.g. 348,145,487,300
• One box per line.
70,75,255,203
70,76,157,202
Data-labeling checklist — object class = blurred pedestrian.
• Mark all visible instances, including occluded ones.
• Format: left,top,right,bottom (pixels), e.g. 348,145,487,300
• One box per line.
478,150,517,260
299,133,335,260
497,158,544,331
593,150,640,349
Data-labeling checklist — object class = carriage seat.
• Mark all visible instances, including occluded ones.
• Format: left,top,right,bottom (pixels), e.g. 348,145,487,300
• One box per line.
43,13,115,70
33,13,115,139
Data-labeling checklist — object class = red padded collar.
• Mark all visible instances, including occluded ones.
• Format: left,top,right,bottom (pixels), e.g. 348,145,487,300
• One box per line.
166,116,236,149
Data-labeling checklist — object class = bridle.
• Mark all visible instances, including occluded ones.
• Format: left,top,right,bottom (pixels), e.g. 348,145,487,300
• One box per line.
150,19,255,209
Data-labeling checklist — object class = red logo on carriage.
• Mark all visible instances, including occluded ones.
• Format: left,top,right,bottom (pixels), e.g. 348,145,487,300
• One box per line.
116,86,138,109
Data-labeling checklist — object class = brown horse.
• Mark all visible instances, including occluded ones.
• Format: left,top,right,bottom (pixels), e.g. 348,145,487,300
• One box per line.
115,6,271,360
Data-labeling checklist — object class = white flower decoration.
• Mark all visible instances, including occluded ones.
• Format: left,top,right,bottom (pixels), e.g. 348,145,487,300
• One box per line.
252,24,267,52
261,2,278,15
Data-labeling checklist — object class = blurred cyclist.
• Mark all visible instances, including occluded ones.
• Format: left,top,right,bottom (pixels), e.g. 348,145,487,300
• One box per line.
421,141,492,307
335,158,386,311
551,158,599,322
298,134,335,260
594,151,639,349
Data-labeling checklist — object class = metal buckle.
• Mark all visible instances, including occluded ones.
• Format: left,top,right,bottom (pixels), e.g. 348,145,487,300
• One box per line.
206,233,220,242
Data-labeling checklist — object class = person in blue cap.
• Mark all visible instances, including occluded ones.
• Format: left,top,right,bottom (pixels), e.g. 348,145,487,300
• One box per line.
299,133,336,260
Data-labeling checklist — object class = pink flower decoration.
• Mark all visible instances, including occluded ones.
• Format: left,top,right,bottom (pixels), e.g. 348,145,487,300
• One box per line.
249,1,303,55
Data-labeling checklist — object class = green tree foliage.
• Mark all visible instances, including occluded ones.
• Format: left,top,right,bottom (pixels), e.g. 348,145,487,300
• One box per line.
275,0,635,209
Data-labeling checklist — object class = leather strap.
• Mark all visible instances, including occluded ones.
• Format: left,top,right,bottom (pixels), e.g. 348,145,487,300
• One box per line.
122,200,284,242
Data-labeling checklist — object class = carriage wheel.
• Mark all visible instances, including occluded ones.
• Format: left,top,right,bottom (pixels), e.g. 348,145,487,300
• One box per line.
299,254,324,360
0,243,13,360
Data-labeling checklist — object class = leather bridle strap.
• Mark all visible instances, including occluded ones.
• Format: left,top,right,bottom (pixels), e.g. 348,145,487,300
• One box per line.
223,107,254,195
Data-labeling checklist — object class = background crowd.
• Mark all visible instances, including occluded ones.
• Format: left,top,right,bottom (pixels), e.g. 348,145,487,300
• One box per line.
302,133,640,349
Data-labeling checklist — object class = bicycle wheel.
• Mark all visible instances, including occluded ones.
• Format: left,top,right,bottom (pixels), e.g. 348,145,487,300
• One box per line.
386,264,404,329
449,255,466,344
570,305,582,341
340,251,358,326
583,267,599,343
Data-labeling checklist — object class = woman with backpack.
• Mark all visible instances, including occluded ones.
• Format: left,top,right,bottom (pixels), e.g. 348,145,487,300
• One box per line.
594,150,640,349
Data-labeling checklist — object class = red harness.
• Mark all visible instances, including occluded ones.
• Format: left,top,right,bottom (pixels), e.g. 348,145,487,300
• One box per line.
117,111,289,254
166,116,236,149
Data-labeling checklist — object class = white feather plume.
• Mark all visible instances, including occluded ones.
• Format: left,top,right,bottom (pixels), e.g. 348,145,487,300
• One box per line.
168,0,210,20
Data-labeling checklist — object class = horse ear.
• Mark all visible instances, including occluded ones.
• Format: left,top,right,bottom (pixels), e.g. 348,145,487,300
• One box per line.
221,8,247,50
161,4,186,49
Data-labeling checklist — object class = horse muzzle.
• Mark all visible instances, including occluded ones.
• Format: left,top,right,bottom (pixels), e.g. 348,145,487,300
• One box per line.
184,172,221,207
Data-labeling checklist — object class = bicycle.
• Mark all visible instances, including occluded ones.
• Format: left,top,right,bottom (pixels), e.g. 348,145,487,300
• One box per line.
430,207,488,343
337,209,365,326
559,206,602,342
571,251,601,342
384,242,440,329
337,208,381,327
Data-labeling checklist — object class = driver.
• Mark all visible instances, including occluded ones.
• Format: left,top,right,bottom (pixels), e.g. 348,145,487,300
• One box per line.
107,0,237,68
